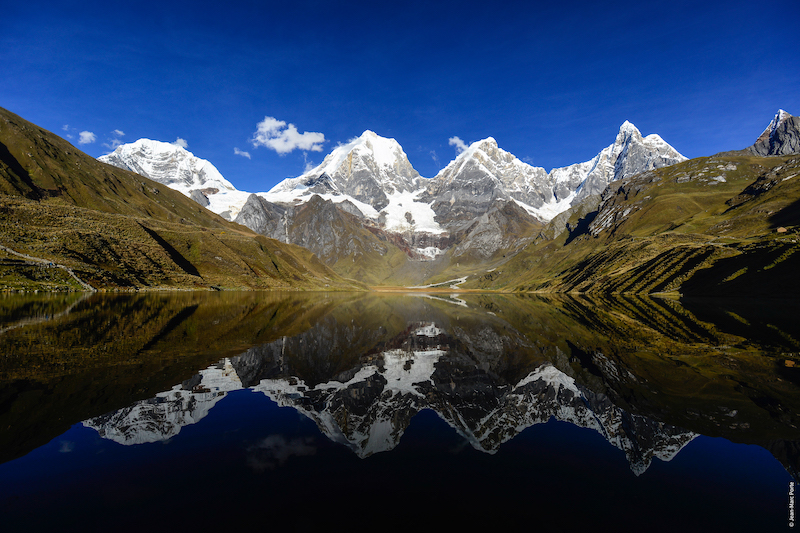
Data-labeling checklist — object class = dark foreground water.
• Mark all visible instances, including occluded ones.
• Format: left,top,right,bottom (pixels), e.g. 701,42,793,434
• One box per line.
1,291,798,531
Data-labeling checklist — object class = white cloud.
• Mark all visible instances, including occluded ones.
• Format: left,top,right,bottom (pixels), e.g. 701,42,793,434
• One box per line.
78,131,96,145
113,129,125,137
234,147,251,159
62,124,70,131
172,137,188,149
448,136,468,154
251,116,325,154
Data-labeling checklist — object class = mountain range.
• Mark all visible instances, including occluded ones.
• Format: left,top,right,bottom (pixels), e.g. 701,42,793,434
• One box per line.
2,105,799,292
99,120,689,285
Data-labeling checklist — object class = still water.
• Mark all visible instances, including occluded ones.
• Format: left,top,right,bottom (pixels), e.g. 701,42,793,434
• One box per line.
0,291,798,531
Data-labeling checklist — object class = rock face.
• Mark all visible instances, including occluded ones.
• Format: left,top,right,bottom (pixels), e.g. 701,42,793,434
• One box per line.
450,199,539,260
426,138,551,228
748,110,800,156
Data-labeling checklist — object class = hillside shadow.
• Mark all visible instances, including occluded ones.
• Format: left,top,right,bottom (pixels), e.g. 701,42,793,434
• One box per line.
0,141,42,200
139,224,201,277
564,210,598,245
769,198,800,228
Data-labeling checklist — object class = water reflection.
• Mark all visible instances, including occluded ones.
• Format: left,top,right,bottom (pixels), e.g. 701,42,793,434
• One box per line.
82,331,697,475
1,291,799,529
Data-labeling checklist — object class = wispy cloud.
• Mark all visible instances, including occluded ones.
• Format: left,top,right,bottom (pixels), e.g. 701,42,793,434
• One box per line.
62,124,70,131
302,152,316,172
448,136,468,154
78,131,96,145
430,150,440,168
103,129,126,150
172,137,188,149
234,147,251,159
251,116,325,154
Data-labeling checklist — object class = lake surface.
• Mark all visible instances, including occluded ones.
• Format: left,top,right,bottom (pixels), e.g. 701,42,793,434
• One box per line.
1,291,798,531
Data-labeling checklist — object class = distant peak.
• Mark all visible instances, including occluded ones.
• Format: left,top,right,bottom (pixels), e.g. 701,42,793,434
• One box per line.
615,121,643,145
468,137,498,152
619,121,640,134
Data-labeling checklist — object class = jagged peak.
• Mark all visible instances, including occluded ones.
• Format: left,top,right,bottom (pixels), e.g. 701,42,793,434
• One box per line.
768,109,793,134
616,121,642,141
475,136,498,148
454,137,500,160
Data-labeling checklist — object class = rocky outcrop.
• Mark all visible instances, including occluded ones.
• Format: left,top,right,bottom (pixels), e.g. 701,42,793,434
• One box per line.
234,194,288,241
748,110,800,156
451,199,540,259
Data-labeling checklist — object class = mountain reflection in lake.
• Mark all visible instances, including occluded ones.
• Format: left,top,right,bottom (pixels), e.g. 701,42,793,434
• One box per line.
1,291,798,531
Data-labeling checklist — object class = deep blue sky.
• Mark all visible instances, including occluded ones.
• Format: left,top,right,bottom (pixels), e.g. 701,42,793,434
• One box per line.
2,0,798,192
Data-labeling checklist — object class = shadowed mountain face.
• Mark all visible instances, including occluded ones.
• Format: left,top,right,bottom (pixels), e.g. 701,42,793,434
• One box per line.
2,291,799,478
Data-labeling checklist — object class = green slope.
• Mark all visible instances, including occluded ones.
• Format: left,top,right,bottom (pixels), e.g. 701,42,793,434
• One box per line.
469,154,800,296
0,107,365,291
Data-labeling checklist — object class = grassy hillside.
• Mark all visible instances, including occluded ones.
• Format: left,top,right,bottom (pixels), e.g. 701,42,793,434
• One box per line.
0,107,364,291
468,154,800,296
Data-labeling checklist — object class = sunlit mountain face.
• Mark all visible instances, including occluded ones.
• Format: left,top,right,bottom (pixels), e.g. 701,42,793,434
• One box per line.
1,291,799,530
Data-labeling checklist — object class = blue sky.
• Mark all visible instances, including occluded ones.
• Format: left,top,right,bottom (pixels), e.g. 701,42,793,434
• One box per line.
2,0,799,192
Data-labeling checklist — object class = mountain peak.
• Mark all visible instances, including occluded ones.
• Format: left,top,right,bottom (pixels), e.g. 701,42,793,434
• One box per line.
767,109,793,134
749,109,800,156
617,121,642,141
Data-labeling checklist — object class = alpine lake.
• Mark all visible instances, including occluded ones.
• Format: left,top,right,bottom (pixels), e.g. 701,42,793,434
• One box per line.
1,290,798,532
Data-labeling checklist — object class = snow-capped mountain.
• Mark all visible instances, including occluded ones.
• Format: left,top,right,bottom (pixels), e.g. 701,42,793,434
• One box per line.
99,121,684,232
97,122,686,275
99,138,251,219
425,138,553,227
266,130,421,209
